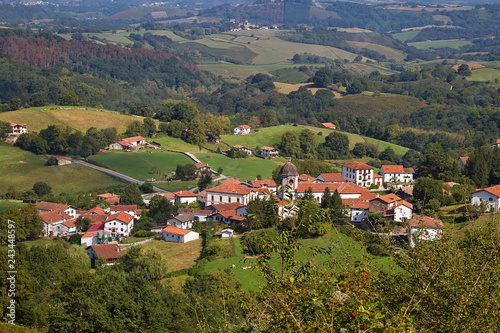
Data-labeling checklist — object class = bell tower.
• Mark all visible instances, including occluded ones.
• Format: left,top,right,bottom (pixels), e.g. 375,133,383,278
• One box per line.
279,158,299,198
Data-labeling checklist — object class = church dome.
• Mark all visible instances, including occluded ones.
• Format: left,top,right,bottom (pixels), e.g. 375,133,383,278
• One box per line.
280,159,298,177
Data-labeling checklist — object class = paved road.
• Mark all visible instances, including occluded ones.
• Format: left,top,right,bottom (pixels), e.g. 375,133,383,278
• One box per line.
72,159,168,193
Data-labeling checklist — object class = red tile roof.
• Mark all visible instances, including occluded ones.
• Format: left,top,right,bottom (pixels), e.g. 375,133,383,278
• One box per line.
110,205,137,212
87,222,105,232
98,193,119,199
298,174,316,182
39,210,72,224
459,156,469,165
342,198,369,210
238,125,251,129
162,226,192,236
319,173,345,182
62,219,77,228
374,193,402,204
106,212,134,224
342,161,374,170
206,183,252,195
249,179,277,188
321,122,336,128
221,178,251,186
174,190,197,197
81,214,107,223
296,182,375,200
36,201,71,212
473,184,500,198
195,163,209,169
381,165,405,173
164,193,176,200
210,209,238,219
177,208,213,215
261,146,277,151
206,202,244,212
87,206,106,215
10,122,26,127
394,200,413,209
89,244,123,260
373,173,383,179
122,136,145,143
408,216,444,229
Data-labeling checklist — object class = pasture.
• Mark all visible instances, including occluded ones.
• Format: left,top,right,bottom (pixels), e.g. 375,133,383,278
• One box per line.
0,107,150,134
408,39,472,50
466,68,500,83
363,136,410,156
88,150,192,181
0,145,121,194
152,136,207,152
347,41,406,61
0,201,25,211
194,153,279,180
392,30,419,42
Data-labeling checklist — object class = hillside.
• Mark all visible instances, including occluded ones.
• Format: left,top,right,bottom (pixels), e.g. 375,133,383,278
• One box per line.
0,107,155,133
0,144,121,194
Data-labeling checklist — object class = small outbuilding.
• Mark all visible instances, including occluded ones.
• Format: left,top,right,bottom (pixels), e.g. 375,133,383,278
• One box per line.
162,226,199,243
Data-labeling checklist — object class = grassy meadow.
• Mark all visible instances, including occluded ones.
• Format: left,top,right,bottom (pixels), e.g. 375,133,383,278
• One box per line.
363,137,410,156
0,107,152,133
89,150,192,181
347,41,406,61
466,68,500,82
152,136,207,152
408,39,472,50
194,153,279,180
391,30,419,42
0,200,26,211
0,145,121,194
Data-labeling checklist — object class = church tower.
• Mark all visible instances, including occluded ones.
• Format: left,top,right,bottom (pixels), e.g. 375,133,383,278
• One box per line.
280,158,299,198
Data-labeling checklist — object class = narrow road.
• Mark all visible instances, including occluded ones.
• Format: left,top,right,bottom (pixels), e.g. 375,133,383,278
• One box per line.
72,159,168,193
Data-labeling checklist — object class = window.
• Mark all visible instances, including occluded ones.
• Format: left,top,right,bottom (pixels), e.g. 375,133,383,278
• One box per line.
220,196,222,202
228,197,231,203
489,197,493,201
237,198,240,203
212,195,214,202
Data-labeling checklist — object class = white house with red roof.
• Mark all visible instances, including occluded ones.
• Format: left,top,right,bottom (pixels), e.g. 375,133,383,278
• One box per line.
109,205,139,219
407,216,444,247
248,179,277,193
97,193,120,205
316,173,345,183
471,184,500,212
343,199,370,223
205,183,257,206
87,244,123,267
321,122,336,130
40,210,73,237
9,122,27,134
36,201,78,218
109,136,146,150
162,226,199,243
174,190,198,205
232,144,253,155
380,165,414,184
194,163,210,175
341,161,374,187
298,174,317,182
234,125,251,135
168,213,195,229
260,146,279,158
104,212,134,238
369,193,413,222
177,208,213,222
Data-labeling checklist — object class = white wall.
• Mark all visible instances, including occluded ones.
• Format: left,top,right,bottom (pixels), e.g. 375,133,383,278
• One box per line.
471,191,499,212
409,227,442,247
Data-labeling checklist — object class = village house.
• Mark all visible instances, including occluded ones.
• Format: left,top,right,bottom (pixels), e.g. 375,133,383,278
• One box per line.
80,229,112,247
341,161,374,188
40,210,73,237
260,146,279,158
162,226,199,243
369,193,413,222
9,122,27,134
343,199,370,223
109,205,140,219
298,174,317,182
232,144,253,155
150,225,167,233
316,173,345,183
248,179,277,193
380,165,414,184
194,163,210,175
373,173,383,187
233,125,251,135
87,244,123,268
407,216,444,247
471,184,500,212
321,122,336,130
104,212,134,238
36,201,78,218
177,208,213,222
208,210,246,224
216,228,234,238
205,202,247,217
97,193,120,205
174,190,198,205
109,136,146,150
458,156,469,171
205,183,257,206
168,213,196,229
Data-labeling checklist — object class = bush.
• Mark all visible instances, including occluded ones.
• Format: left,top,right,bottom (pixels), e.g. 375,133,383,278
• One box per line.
134,230,155,237
366,243,389,257
45,156,58,166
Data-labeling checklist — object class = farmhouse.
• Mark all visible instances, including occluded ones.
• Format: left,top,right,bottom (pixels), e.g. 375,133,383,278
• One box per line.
471,184,500,212
174,190,198,205
341,161,374,188
343,199,370,223
56,156,72,166
9,122,27,134
36,201,78,218
232,144,253,155
205,183,257,206
316,173,345,183
104,212,134,238
168,213,195,229
380,165,414,184
162,226,199,243
87,244,123,268
260,146,279,158
407,216,444,247
369,193,413,222
216,228,234,238
321,122,336,130
195,163,210,175
97,193,120,205
40,210,73,237
109,136,146,150
234,125,251,135
177,208,213,222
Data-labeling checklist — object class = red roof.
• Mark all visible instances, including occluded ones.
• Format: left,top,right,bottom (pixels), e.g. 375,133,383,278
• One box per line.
373,173,383,179
174,190,197,197
459,156,469,165
194,163,209,169
106,212,134,224
374,193,402,204
408,216,444,229
87,222,105,232
36,201,71,212
206,183,252,195
342,198,369,209
238,125,251,129
206,202,245,212
296,182,375,200
98,193,119,199
319,173,345,182
394,200,413,209
298,174,316,182
89,244,123,260
9,122,26,127
261,146,277,151
177,208,213,215
118,140,133,147
342,161,374,170
473,184,500,198
381,165,405,174
321,122,336,128
39,210,72,224
164,193,176,200
81,214,108,223
62,219,77,228
110,205,137,212
221,178,251,186
249,179,277,188
162,226,193,236
122,136,145,143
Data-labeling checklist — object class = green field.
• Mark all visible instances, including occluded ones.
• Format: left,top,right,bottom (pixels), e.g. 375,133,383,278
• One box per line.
363,136,410,156
152,136,208,152
408,39,472,50
466,68,500,82
0,201,26,211
0,145,121,194
89,150,193,182
0,107,153,134
347,41,406,61
155,179,199,192
392,30,419,42
194,153,279,180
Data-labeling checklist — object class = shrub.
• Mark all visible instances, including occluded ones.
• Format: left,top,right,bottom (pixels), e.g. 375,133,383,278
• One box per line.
366,243,389,257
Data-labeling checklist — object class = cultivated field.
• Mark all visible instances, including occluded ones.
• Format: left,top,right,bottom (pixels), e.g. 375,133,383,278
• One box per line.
392,30,419,42
138,238,203,271
0,145,121,194
194,153,279,180
466,68,500,82
0,201,25,211
88,150,192,181
408,39,472,50
347,41,406,61
0,107,151,133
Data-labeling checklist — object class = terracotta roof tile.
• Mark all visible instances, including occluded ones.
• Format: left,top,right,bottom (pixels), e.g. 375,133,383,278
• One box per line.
106,212,134,224
36,201,71,212
122,136,145,142
342,198,369,209
195,163,208,169
238,125,250,129
459,156,469,165
62,219,77,228
162,226,192,236
89,244,123,260
206,183,252,195
97,193,119,199
249,179,277,188
87,222,105,232
473,184,500,198
261,146,277,151
39,210,72,224
318,173,345,182
408,216,444,229
381,165,405,173
174,190,197,197
110,205,137,212
374,193,402,204
298,174,316,182
206,202,244,212
221,178,251,186
164,193,176,200
342,161,374,170
177,208,213,215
